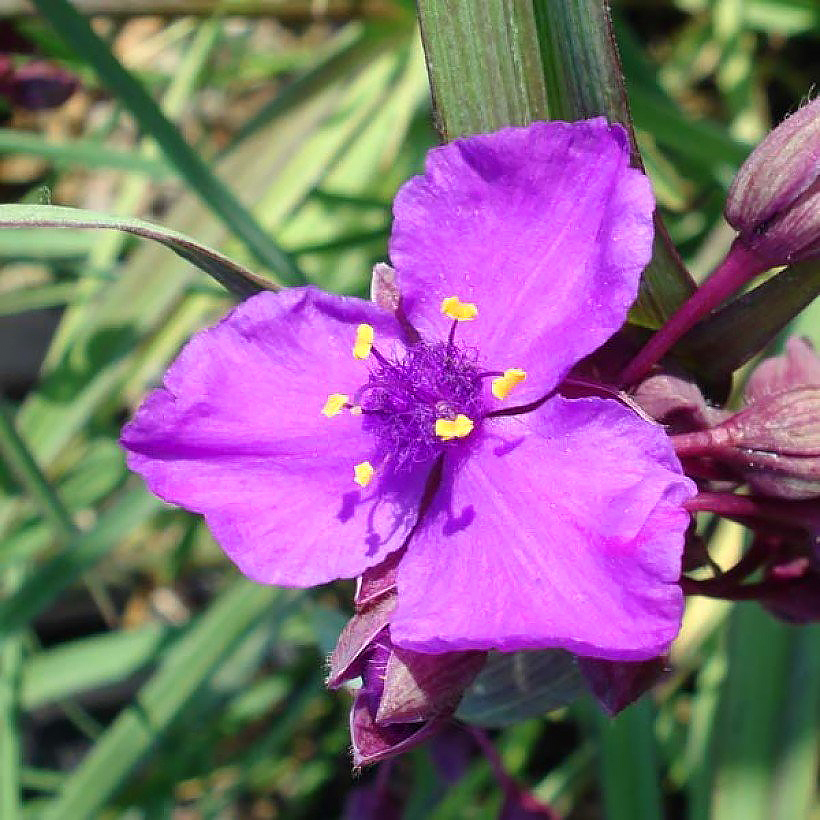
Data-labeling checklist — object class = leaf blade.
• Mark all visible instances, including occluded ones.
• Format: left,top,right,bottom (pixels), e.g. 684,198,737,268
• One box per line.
0,204,275,299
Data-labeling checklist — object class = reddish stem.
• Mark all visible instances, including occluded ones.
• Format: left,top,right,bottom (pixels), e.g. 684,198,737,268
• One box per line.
618,240,768,386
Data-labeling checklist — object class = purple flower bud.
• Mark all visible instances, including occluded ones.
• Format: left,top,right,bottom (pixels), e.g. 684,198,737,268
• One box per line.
761,565,820,623
725,98,820,267
335,624,484,767
329,556,485,767
0,59,78,110
745,336,820,402
674,338,820,500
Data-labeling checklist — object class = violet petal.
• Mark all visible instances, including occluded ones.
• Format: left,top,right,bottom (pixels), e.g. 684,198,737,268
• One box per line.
121,287,428,587
389,119,654,402
391,396,696,660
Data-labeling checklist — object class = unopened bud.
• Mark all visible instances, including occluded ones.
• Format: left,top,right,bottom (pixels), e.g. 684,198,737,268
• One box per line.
717,387,820,499
337,624,485,767
0,59,78,110
633,371,728,434
725,98,820,267
329,554,485,767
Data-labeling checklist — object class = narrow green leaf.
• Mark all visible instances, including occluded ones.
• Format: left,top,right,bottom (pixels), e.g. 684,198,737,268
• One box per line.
710,604,792,820
0,569,24,820
0,283,79,316
770,625,820,820
0,400,77,541
595,698,663,820
20,624,175,710
31,0,304,285
457,650,584,727
41,582,298,819
417,0,549,136
0,128,171,177
0,205,275,299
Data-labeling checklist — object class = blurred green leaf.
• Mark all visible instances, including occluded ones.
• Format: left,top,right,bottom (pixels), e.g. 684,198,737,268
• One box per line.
595,698,663,820
0,129,171,177
40,582,298,819
0,205,275,299
21,624,175,710
31,0,304,285
710,605,792,820
457,650,584,727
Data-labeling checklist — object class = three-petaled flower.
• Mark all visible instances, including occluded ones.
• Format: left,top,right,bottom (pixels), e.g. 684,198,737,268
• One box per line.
122,119,696,661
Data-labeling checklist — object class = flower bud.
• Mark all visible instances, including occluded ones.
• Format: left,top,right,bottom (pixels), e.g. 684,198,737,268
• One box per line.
632,370,728,434
328,555,485,767
672,337,820,499
725,98,820,267
0,59,78,110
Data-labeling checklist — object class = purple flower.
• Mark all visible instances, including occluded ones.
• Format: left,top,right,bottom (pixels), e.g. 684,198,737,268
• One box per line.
122,119,696,661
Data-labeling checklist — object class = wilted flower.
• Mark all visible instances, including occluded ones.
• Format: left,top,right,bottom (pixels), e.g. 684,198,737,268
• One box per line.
122,119,695,667
725,97,820,268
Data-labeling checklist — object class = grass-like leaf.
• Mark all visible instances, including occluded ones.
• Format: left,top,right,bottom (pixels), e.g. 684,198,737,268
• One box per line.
0,205,275,299
31,0,304,285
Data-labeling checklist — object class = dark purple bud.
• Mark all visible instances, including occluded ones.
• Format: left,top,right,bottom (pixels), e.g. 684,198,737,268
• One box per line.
331,560,486,768
355,548,402,610
577,656,668,716
2,60,78,110
348,627,441,766
376,646,486,725
327,592,395,688
725,98,820,267
673,339,820,499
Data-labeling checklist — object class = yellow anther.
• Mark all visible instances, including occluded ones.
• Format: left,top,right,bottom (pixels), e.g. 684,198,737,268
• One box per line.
321,393,349,418
435,414,475,441
441,296,478,321
354,461,375,488
353,323,375,359
492,368,527,400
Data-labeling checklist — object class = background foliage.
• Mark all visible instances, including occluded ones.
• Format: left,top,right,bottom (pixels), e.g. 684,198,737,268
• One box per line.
0,1,817,817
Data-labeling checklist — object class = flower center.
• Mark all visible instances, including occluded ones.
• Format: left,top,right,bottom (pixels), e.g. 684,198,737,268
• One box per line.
359,338,485,469
322,295,529,485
